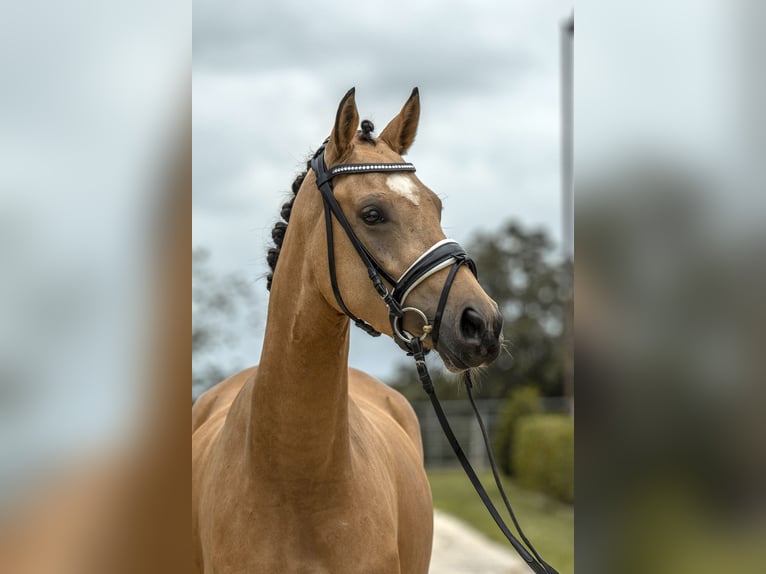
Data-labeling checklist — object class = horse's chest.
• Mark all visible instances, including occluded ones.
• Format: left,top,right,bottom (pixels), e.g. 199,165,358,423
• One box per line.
202,481,401,573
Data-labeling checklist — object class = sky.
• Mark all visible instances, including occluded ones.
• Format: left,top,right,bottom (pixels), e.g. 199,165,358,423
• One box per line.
193,0,573,380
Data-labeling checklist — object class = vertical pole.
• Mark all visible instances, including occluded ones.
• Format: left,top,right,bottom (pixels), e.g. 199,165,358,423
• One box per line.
561,14,575,412
561,15,574,259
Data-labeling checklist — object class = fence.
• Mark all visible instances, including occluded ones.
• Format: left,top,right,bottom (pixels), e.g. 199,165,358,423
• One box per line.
412,397,568,469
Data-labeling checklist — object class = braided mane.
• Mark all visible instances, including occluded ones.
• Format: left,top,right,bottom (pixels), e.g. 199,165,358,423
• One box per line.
265,121,376,291
265,159,309,291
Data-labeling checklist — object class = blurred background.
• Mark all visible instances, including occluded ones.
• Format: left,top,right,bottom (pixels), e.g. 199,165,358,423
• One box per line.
0,2,190,572
193,0,574,572
576,1,766,573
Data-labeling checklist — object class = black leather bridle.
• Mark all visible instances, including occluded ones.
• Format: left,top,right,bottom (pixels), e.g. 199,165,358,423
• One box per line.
311,141,475,353
310,141,558,574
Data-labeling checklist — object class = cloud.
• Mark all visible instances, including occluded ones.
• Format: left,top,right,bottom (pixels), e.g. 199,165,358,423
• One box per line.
193,0,540,97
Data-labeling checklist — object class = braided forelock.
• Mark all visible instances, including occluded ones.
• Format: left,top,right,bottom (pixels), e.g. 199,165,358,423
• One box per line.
359,119,376,145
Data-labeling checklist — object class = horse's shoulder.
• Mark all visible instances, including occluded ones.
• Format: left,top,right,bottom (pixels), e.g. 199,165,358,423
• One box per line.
348,367,409,409
192,366,258,433
348,367,422,451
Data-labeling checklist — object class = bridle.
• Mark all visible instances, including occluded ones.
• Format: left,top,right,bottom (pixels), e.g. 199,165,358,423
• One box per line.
311,140,476,353
310,141,558,574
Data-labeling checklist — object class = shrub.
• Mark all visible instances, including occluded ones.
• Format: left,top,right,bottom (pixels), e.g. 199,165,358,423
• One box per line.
492,386,542,476
514,414,574,503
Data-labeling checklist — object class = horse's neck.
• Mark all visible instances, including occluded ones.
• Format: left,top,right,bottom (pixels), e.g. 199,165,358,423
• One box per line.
243,226,352,481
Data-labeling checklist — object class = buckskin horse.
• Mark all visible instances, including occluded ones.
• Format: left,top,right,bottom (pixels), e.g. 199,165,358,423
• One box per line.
192,88,503,573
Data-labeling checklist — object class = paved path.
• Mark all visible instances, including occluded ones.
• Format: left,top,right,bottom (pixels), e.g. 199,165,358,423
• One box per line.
428,510,527,574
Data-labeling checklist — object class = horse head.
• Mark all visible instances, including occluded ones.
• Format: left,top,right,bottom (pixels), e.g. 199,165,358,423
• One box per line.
272,88,503,371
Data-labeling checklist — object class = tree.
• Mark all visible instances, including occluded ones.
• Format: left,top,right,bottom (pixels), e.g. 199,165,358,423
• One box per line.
192,248,258,401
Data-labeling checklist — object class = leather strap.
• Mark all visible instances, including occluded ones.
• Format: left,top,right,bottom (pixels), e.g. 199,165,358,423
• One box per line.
465,378,558,573
389,240,474,350
410,338,558,574
322,199,381,336
392,240,471,305
313,150,398,293
312,146,403,336
317,161,416,186
431,258,465,348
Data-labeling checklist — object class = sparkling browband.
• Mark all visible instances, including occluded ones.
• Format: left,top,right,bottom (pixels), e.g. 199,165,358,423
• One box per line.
330,163,416,177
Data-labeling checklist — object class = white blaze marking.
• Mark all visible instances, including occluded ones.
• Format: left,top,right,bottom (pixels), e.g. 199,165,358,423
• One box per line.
386,174,420,205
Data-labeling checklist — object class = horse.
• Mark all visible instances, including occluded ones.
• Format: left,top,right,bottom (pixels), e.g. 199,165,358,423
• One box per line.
192,88,503,574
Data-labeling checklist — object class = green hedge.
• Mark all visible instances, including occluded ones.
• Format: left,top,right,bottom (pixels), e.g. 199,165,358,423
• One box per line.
492,386,542,476
514,414,574,503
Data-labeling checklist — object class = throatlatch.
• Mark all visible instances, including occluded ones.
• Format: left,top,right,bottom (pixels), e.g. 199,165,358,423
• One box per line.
310,141,558,574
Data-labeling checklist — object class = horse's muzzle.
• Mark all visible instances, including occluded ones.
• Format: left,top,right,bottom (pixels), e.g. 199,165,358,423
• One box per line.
440,306,503,370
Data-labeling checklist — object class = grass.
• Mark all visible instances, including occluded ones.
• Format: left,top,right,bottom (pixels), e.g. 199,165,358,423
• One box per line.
427,468,573,574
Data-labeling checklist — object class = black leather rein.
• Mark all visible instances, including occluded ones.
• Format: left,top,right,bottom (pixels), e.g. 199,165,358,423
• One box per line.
309,141,558,574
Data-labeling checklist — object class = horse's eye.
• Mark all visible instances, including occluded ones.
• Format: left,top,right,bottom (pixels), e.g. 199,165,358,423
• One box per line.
361,207,385,225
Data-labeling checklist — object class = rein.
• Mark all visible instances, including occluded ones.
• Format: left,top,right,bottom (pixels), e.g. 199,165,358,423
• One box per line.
310,142,558,574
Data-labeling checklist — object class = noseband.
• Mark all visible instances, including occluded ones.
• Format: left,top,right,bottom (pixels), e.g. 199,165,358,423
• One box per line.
311,141,476,353
309,140,558,574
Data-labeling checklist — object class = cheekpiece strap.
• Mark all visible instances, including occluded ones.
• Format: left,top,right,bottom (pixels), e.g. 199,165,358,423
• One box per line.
311,147,417,337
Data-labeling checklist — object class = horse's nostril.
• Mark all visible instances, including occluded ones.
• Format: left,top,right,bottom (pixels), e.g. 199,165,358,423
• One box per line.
460,308,485,342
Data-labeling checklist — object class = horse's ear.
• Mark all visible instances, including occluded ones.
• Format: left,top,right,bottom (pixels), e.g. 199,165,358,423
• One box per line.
379,87,420,155
325,87,360,165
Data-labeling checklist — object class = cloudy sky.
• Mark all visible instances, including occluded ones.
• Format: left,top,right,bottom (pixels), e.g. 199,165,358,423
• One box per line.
193,0,573,379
